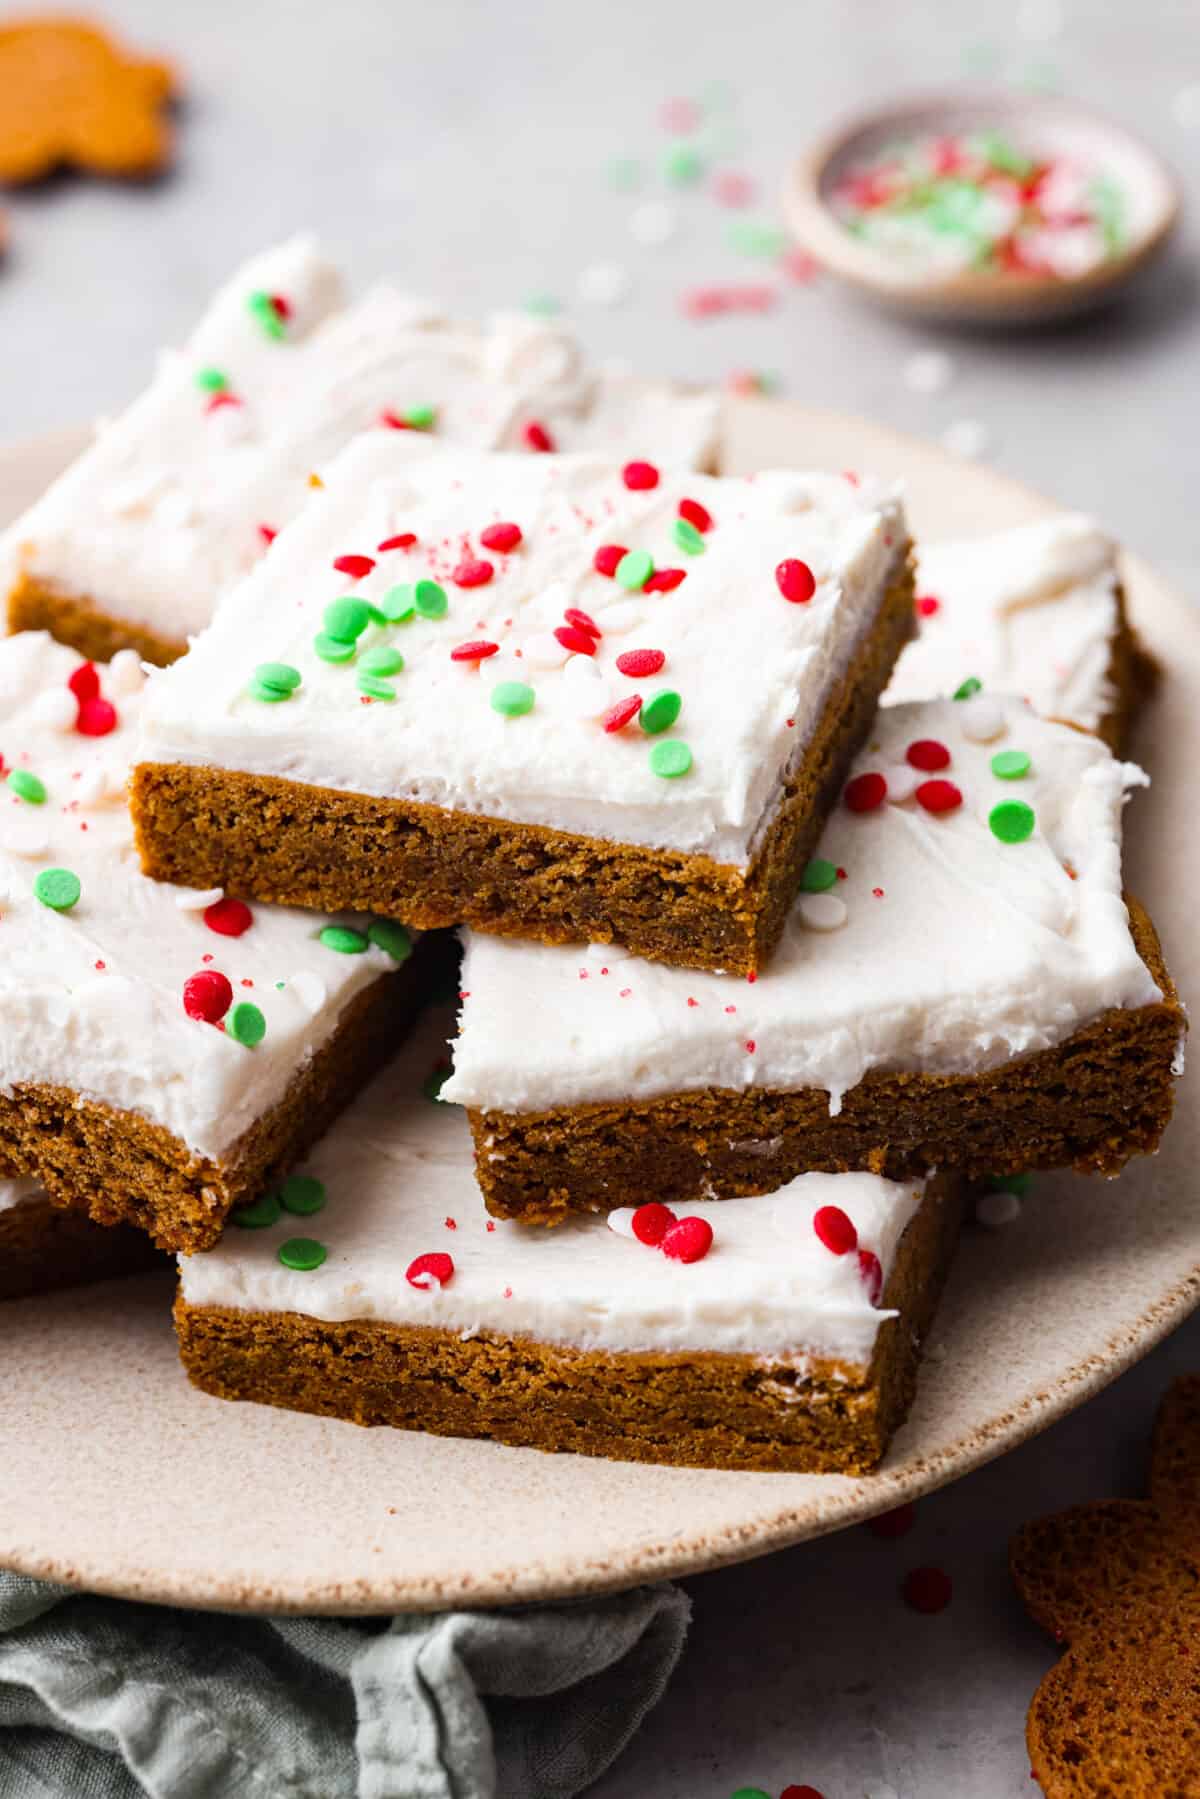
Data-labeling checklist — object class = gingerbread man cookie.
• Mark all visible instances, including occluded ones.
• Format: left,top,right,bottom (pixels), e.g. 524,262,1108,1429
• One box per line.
0,18,176,184
1010,1376,1200,1797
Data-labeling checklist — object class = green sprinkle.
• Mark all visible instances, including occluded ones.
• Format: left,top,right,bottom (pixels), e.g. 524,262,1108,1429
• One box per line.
34,867,81,912
278,1236,327,1272
423,1064,451,1102
989,799,1035,844
726,218,788,259
663,142,704,185
801,857,838,893
226,1001,266,1047
252,662,301,702
231,1192,281,1229
314,633,357,664
356,672,397,701
615,549,654,590
640,689,682,735
672,517,706,556
279,1174,326,1216
414,579,448,620
491,680,535,718
324,596,372,643
991,749,1031,780
319,924,369,954
368,919,412,963
649,739,692,779
359,645,404,677
194,366,228,392
7,769,45,805
248,289,286,340
730,1789,772,1799
987,1172,1033,1196
402,405,436,431
953,676,982,700
379,584,416,623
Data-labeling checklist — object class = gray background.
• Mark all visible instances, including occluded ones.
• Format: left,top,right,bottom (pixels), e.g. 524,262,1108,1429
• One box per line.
4,1,1198,1793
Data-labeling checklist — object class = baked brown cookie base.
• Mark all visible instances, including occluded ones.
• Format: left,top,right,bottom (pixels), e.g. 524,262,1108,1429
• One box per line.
7,571,188,667
467,898,1183,1223
1097,582,1159,754
175,1172,963,1475
0,949,436,1254
0,1194,162,1301
131,558,915,976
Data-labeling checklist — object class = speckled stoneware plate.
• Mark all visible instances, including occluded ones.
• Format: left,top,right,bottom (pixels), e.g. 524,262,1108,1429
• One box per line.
0,406,1195,1615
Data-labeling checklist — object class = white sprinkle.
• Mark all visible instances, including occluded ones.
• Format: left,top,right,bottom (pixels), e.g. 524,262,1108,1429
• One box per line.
903,349,956,395
959,693,1007,742
576,261,632,307
289,970,328,1016
882,763,922,804
107,649,147,696
523,632,570,671
607,1207,638,1238
630,201,677,246
1173,82,1200,129
976,1188,1023,1228
593,600,639,634
942,418,991,461
1017,0,1063,38
799,893,848,932
0,815,49,858
173,885,225,911
31,689,78,732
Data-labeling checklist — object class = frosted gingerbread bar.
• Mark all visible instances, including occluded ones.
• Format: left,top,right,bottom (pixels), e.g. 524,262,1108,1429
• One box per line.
132,442,915,975
0,1177,160,1303
445,694,1183,1221
0,633,427,1253
888,514,1156,750
175,1018,964,1476
1,235,720,667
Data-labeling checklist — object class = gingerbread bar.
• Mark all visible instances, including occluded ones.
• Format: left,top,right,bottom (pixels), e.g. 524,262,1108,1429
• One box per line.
0,632,427,1253
175,1019,964,1475
1,236,720,666
132,443,914,975
888,514,1156,750
445,694,1183,1221
0,1177,161,1302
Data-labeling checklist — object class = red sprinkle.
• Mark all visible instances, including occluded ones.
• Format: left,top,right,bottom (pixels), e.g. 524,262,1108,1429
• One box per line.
622,459,660,491
452,558,494,589
678,496,713,533
554,625,597,656
776,558,816,604
782,1789,827,1799
631,1203,676,1247
616,648,665,678
844,771,888,812
269,293,292,320
643,567,687,593
204,897,253,938
902,1566,953,1615
378,532,417,552
867,1502,917,1540
76,697,117,737
602,695,642,733
480,521,522,553
182,970,233,1025
68,662,99,702
523,420,555,453
915,778,963,814
405,1251,454,1291
258,524,278,547
661,1216,714,1263
915,594,941,617
451,640,500,663
380,409,415,431
906,738,951,772
332,554,375,580
593,544,628,577
205,390,241,414
564,608,602,639
859,1248,884,1305
813,1205,858,1256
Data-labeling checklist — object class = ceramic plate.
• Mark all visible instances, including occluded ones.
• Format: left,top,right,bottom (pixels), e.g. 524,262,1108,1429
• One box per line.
0,405,1194,1614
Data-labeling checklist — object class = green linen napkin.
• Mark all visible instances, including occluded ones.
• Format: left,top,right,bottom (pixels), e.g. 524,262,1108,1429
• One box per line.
0,1572,688,1798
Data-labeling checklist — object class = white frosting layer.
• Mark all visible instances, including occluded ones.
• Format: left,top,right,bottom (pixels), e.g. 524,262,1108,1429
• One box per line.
0,632,401,1160
0,1178,41,1216
179,1018,927,1367
888,515,1120,732
136,442,905,864
0,236,719,643
444,696,1161,1114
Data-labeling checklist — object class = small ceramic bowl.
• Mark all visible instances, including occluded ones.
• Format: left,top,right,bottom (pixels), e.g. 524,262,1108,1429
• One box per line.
784,90,1180,324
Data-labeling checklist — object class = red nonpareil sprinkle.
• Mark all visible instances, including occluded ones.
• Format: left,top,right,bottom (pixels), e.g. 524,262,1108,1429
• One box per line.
776,558,816,603
450,640,500,663
906,738,951,772
643,567,686,593
844,771,888,812
182,970,233,1025
813,1205,858,1255
380,410,413,430
564,607,601,639
867,1501,917,1540
622,459,660,491
76,697,117,737
602,695,642,733
661,1216,714,1263
678,496,713,533
916,594,941,617
444,1216,457,1230
859,1248,884,1305
479,521,522,553
745,1038,756,1054
631,1202,676,1247
68,662,100,702
405,1251,454,1291
593,543,627,577
205,390,241,414
378,532,418,552
902,1565,953,1615
453,557,494,589
915,778,963,814
258,524,278,546
204,897,253,937
616,648,665,678
873,886,885,898
781,247,820,283
554,625,597,656
332,554,375,580
523,420,555,452
269,293,292,320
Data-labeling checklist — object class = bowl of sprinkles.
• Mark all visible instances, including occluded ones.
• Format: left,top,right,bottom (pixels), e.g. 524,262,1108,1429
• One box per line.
786,91,1180,323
